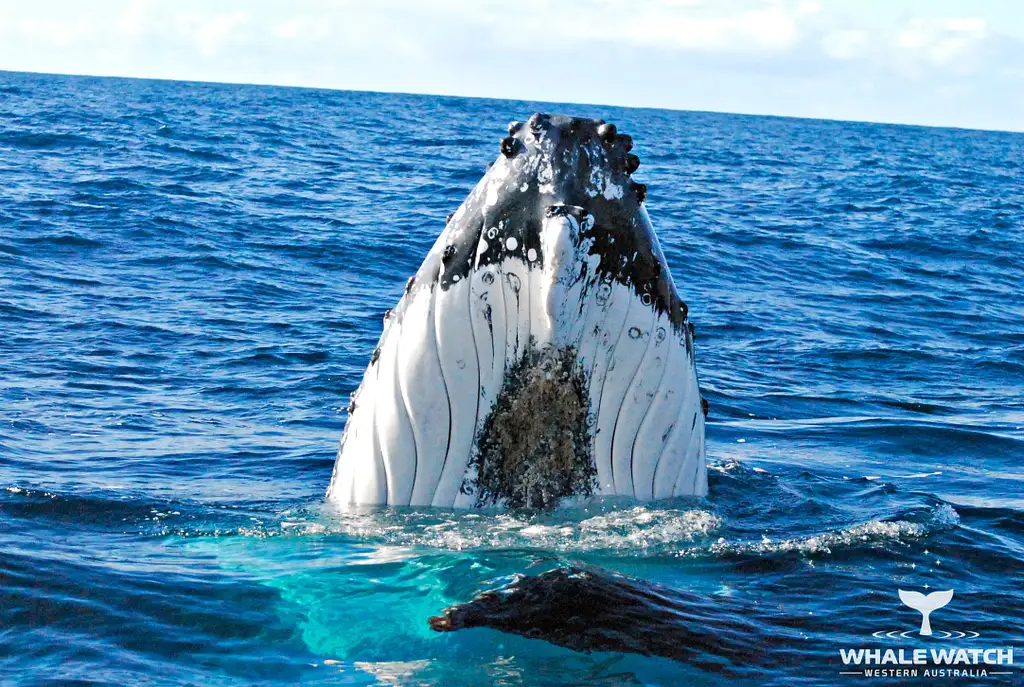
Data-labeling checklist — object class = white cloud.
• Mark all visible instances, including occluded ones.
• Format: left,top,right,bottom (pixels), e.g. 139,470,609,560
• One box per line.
822,29,869,60
379,0,815,53
896,17,988,65
612,3,805,52
272,17,328,41
175,11,249,57
494,0,817,53
114,0,149,39
15,17,92,46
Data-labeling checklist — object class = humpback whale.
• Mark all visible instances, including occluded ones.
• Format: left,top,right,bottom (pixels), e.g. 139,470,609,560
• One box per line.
327,113,706,508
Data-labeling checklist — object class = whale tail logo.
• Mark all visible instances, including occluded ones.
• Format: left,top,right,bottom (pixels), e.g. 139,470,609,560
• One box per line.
898,589,954,636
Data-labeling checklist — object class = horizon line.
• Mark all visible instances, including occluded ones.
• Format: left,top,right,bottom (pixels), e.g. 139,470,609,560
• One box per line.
3,67,1023,137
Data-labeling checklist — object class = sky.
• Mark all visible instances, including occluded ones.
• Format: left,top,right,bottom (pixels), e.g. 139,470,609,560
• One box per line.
1,0,1022,132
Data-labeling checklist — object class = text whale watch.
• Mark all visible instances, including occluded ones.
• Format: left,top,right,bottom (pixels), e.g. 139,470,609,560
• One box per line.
327,113,707,509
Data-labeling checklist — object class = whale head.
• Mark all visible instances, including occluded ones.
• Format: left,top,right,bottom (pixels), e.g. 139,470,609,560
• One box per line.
328,114,706,509
437,113,686,332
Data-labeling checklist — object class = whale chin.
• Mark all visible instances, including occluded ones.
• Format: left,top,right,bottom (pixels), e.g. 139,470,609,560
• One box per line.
328,114,706,509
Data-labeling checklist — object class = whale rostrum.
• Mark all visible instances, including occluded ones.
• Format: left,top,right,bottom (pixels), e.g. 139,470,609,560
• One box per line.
327,113,707,508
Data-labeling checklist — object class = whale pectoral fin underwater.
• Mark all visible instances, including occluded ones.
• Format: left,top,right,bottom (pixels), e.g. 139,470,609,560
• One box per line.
428,567,810,673
328,113,707,509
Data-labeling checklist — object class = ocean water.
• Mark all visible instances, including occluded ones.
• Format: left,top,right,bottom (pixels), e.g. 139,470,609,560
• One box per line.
1,70,1022,686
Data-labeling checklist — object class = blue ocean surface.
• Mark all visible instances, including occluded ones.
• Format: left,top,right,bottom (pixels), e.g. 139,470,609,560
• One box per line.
1,70,1022,686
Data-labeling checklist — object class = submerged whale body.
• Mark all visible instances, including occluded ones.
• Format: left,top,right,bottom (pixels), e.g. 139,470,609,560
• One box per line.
428,566,772,670
328,113,707,508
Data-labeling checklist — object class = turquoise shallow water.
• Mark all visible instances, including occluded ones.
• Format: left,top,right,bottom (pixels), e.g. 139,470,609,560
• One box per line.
1,70,1022,685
